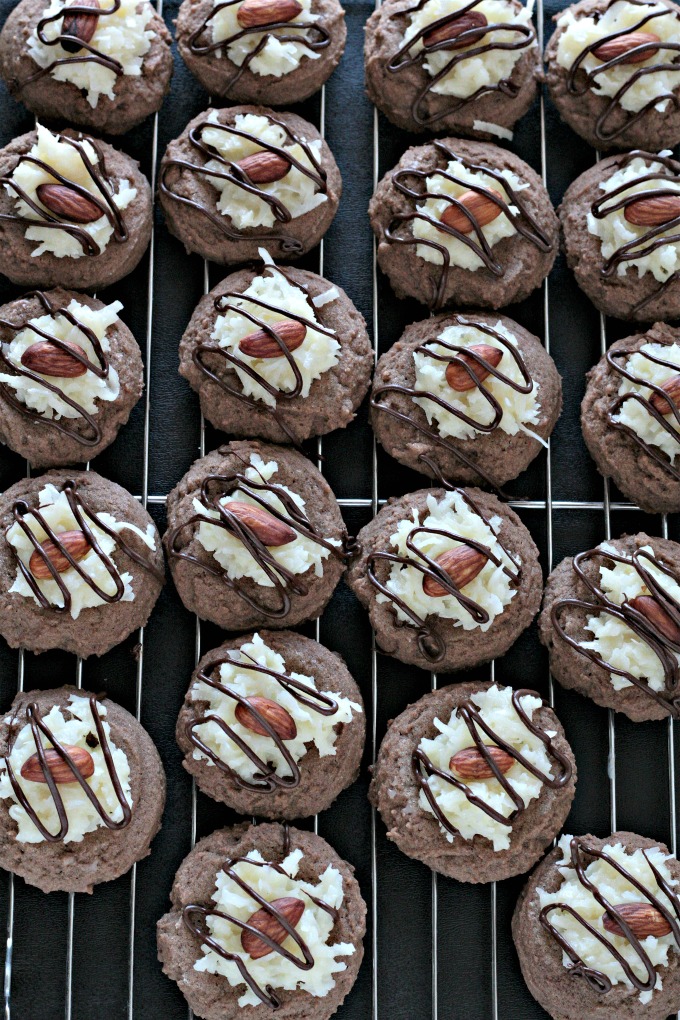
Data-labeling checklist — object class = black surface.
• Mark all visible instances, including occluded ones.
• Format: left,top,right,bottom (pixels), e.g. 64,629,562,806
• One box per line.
0,0,677,1018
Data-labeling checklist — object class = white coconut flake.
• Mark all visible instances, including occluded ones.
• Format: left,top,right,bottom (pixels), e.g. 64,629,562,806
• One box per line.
210,0,321,78
473,120,514,141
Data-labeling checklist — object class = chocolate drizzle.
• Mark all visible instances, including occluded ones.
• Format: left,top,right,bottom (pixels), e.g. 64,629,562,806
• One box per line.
386,0,535,128
2,693,131,842
384,141,552,310
539,837,680,994
160,115,327,257
551,544,680,714
564,0,680,144
21,0,124,89
413,688,572,835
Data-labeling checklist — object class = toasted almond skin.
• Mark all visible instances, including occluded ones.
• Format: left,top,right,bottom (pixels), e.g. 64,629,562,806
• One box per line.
236,150,292,185
225,500,297,547
422,545,488,598
445,343,504,392
28,530,91,580
241,897,306,959
624,194,680,228
238,319,307,360
649,373,680,416
236,0,303,28
20,339,88,379
449,744,515,780
629,594,680,643
20,744,95,784
440,188,504,235
61,0,100,52
592,30,660,65
423,10,488,48
36,183,102,225
602,901,672,939
234,695,298,740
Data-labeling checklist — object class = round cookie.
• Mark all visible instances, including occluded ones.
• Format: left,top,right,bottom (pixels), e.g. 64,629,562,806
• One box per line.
540,533,680,722
159,105,341,266
582,322,680,514
369,137,558,311
0,0,173,136
0,469,164,658
0,125,152,291
0,288,143,468
164,440,348,632
513,831,680,1020
370,681,576,883
364,0,539,137
0,685,165,894
545,0,680,152
560,149,680,322
179,257,372,445
176,630,365,820
176,0,346,105
157,821,366,1020
346,485,542,672
371,309,561,488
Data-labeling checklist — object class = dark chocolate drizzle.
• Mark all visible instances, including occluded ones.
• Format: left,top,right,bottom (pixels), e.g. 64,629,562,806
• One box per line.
2,692,131,842
21,0,125,89
386,0,535,128
160,115,327,257
539,836,680,994
564,0,680,144
551,544,680,715
384,141,552,310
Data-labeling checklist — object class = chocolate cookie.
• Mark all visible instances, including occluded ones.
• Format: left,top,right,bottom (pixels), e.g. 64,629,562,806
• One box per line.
0,288,143,468
0,685,165,894
371,309,561,488
545,0,680,152
369,137,558,311
364,0,539,137
0,125,152,291
179,257,372,445
582,321,680,514
370,681,576,883
346,485,542,672
560,149,680,322
513,831,680,1020
0,470,164,658
157,821,366,1020
0,0,173,136
540,533,680,722
164,440,347,632
177,630,365,820
159,106,341,265
176,0,346,105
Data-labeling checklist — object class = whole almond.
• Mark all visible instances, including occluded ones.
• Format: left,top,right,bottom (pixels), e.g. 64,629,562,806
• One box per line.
445,344,504,392
624,194,680,228
592,30,660,65
20,744,95,784
225,500,297,546
423,10,488,48
236,150,291,185
238,319,307,360
28,529,91,580
241,897,305,959
21,339,87,379
629,594,680,643
649,373,680,416
235,696,297,740
61,0,100,52
441,189,504,235
602,901,672,940
36,183,102,225
422,545,488,598
449,744,515,780
237,0,302,29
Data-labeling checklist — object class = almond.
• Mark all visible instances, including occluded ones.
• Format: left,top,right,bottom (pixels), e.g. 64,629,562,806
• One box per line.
449,744,515,780
238,319,307,360
629,594,680,643
225,500,297,546
20,744,95,784
241,897,305,960
602,901,672,940
624,194,680,227
234,696,297,740
440,189,504,235
236,150,291,185
423,10,488,48
36,183,102,225
28,529,91,580
20,339,87,378
649,373,680,416
422,545,488,598
61,0,100,52
445,344,504,392
237,0,302,28
592,30,660,65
